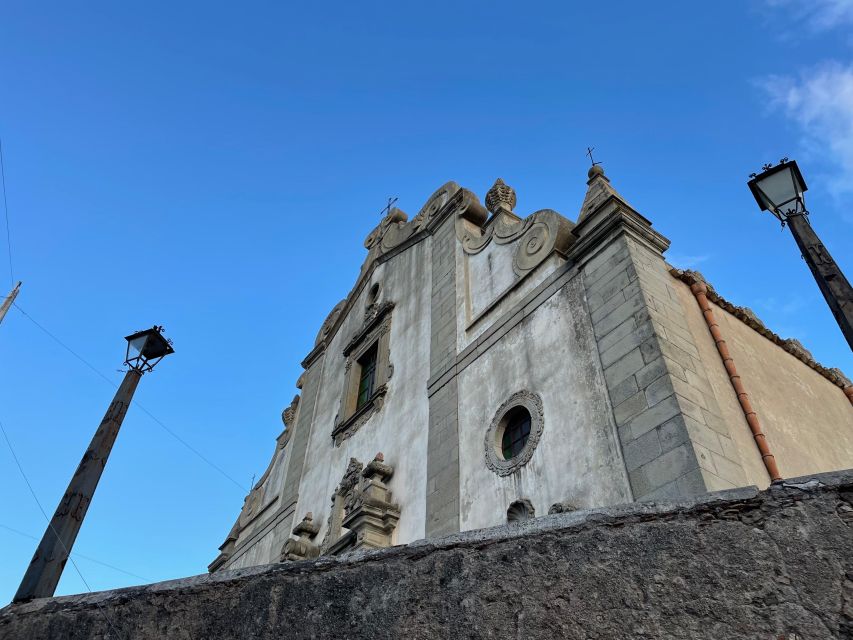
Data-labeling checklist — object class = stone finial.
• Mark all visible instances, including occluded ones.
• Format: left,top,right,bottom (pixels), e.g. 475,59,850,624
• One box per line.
485,178,517,215
281,512,321,562
364,454,394,482
293,513,319,539
577,165,632,224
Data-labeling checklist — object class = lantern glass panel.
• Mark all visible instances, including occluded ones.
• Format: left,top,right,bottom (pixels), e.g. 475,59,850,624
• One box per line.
756,168,803,216
128,335,148,358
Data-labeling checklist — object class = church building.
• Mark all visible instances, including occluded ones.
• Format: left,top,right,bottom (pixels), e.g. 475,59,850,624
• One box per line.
209,167,853,572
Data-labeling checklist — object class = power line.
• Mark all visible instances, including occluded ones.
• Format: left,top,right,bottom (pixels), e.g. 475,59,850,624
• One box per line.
12,302,250,493
13,303,115,386
0,418,125,639
0,137,13,286
0,523,151,582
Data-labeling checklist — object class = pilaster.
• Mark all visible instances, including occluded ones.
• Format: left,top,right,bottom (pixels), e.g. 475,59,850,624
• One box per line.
572,168,748,499
425,214,461,536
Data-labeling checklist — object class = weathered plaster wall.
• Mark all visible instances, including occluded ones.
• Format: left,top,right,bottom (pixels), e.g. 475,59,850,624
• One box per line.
293,241,433,547
460,252,565,349
5,470,850,640
671,277,853,486
464,237,518,321
457,274,632,530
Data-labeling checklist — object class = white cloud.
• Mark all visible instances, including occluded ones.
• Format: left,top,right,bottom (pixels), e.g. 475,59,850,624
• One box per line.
764,0,853,33
666,254,709,269
758,62,853,198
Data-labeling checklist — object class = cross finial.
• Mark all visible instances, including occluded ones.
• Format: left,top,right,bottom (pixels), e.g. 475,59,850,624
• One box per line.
379,197,398,217
586,147,601,168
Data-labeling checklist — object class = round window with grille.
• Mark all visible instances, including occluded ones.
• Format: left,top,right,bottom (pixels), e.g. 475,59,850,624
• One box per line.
484,391,544,476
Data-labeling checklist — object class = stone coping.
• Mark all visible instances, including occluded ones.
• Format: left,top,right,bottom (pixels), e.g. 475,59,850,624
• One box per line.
4,468,850,616
670,267,851,390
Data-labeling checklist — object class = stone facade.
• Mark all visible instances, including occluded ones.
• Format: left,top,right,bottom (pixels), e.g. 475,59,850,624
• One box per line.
4,470,852,639
207,167,853,573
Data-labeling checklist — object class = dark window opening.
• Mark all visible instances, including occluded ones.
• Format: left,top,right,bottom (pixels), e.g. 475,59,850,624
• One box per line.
501,408,532,460
356,344,378,410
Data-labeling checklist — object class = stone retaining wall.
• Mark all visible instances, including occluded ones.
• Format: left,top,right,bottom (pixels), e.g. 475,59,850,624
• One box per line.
2,470,851,639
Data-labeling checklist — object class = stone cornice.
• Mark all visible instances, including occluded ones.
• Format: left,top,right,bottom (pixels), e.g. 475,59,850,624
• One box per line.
670,268,851,390
568,198,670,263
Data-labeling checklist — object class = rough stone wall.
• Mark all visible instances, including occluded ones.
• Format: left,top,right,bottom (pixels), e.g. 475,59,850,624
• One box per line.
4,470,851,640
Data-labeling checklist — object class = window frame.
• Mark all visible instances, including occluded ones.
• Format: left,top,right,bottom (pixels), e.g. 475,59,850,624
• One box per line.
484,390,544,476
332,302,394,446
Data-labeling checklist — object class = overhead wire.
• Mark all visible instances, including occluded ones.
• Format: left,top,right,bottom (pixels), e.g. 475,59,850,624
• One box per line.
0,523,151,582
0,418,125,639
12,302,250,493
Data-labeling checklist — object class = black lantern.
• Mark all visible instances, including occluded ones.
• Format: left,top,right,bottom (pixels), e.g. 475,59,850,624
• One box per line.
124,326,174,372
747,158,808,222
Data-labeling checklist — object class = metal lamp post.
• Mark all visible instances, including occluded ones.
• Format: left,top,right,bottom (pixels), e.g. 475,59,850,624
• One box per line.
13,326,174,603
748,159,853,352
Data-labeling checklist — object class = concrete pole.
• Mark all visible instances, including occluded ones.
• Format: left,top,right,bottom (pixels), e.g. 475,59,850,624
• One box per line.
13,368,142,602
786,213,853,352
0,281,21,326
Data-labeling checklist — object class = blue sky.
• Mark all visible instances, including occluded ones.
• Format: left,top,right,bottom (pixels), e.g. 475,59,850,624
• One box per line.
1,1,852,602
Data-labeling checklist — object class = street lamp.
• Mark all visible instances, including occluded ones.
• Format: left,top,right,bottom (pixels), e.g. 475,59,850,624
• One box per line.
748,159,853,351
13,326,174,603
124,325,175,372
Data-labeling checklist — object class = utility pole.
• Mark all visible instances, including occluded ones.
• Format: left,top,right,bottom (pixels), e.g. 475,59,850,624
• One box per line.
0,281,21,326
785,213,853,350
13,326,174,602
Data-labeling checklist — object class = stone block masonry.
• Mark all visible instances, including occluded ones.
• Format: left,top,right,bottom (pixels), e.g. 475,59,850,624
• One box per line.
3,470,850,639
581,227,750,499
425,215,460,536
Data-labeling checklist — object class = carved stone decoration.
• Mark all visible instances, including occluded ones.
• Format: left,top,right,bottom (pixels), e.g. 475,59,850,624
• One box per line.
320,458,365,554
548,502,578,515
456,196,575,278
485,178,517,214
514,222,552,273
411,181,462,230
507,499,535,523
237,483,266,529
280,513,321,562
484,390,545,477
282,394,300,429
319,454,401,556
315,299,347,347
342,453,401,552
277,393,300,449
364,207,409,251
